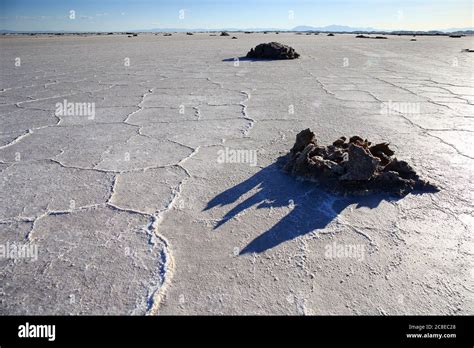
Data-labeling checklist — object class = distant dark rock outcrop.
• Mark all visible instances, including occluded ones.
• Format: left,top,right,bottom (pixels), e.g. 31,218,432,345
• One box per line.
186,32,193,35
327,33,335,36
356,35,388,39
220,31,230,36
246,42,300,59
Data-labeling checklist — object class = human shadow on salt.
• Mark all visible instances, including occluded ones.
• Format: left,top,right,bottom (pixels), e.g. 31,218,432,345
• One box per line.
204,158,403,255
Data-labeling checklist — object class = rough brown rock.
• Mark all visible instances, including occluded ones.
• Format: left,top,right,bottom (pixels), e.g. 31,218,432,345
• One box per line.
283,129,439,196
340,144,380,181
246,42,300,60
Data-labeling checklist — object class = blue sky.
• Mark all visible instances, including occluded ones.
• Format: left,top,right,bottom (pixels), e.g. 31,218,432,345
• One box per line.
0,0,472,31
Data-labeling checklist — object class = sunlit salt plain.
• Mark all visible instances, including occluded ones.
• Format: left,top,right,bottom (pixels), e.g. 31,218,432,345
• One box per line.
0,33,472,314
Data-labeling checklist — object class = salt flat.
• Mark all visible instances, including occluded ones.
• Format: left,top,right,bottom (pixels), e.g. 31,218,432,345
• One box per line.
0,33,472,315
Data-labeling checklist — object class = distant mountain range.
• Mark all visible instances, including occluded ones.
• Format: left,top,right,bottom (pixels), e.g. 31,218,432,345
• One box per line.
292,25,474,33
292,25,378,32
1,25,473,34
134,25,378,33
128,25,474,33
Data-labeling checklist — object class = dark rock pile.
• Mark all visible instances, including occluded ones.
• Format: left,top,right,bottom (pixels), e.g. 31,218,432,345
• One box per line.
220,32,230,36
186,32,193,35
356,35,388,39
232,36,238,39
327,33,335,36
246,42,300,59
283,129,438,196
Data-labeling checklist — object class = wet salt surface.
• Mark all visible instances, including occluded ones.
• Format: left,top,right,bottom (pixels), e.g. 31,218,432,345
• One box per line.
0,33,472,314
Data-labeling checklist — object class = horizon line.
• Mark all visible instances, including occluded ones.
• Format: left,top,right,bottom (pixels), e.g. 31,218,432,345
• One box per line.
1,25,473,34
